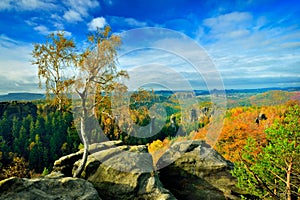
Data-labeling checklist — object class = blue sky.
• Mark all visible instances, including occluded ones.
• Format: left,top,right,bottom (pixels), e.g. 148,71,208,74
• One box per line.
0,0,299,93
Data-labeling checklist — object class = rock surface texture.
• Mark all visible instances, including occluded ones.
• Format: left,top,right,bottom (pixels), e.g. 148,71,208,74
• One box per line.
157,140,244,200
0,173,101,200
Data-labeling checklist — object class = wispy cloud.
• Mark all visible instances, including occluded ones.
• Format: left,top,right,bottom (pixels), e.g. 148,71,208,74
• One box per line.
117,28,223,90
33,25,50,35
0,0,57,11
196,11,300,88
0,35,41,93
63,10,83,23
203,12,253,41
33,24,72,36
109,16,148,28
62,0,100,23
0,75,42,94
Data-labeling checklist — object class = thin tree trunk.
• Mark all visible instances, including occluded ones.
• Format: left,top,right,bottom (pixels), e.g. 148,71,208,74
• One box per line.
73,97,89,178
58,96,62,111
274,179,277,196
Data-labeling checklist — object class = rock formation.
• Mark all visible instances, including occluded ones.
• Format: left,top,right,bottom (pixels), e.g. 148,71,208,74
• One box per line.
53,140,175,200
1,140,248,200
0,173,101,200
157,140,245,199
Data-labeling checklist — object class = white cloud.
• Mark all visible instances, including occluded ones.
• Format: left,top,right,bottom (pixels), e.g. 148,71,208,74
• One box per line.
0,0,12,10
63,0,99,16
123,18,147,27
63,10,83,23
33,25,72,36
34,25,50,35
204,12,252,28
0,35,37,83
110,16,148,28
194,11,300,88
203,12,253,40
88,17,106,31
62,0,100,23
0,0,57,11
117,28,223,90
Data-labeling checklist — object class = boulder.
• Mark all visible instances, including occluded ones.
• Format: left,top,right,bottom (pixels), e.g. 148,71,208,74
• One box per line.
53,140,123,177
157,140,244,200
0,173,101,200
54,141,176,200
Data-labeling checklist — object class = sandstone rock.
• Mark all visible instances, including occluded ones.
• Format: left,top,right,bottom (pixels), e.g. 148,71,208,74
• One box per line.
157,140,244,200
53,141,175,200
73,144,175,200
52,140,248,199
0,176,101,200
53,150,84,177
53,140,123,176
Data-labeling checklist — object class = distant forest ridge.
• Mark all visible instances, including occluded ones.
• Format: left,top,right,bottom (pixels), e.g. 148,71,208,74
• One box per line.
0,87,300,101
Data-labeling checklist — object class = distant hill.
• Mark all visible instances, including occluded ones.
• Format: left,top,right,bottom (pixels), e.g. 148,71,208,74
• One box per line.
249,90,299,106
0,93,45,102
1,87,299,103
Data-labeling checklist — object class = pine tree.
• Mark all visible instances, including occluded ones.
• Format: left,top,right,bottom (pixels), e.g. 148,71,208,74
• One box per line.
0,112,12,147
11,116,21,139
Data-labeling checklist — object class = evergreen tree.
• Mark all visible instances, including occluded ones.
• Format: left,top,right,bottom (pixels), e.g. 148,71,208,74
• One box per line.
11,116,21,139
29,120,36,142
14,126,25,157
0,112,12,147
29,134,43,172
35,116,45,142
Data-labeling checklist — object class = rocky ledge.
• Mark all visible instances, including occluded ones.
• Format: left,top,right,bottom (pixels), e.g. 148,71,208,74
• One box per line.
54,140,175,200
0,173,101,200
0,140,248,200
157,140,244,199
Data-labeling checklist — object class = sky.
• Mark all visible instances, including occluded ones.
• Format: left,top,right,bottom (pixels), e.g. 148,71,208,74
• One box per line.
0,0,299,94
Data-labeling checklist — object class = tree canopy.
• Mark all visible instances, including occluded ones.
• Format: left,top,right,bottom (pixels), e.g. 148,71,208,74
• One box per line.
232,104,300,199
32,31,76,110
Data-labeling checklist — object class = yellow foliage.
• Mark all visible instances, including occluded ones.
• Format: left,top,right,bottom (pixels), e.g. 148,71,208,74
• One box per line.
148,139,168,165
61,142,68,152
0,157,31,180
105,117,111,124
29,141,36,151
148,139,163,153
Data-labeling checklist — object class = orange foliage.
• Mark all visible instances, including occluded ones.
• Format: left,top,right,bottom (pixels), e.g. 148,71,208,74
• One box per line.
193,128,207,140
215,105,288,162
192,103,293,162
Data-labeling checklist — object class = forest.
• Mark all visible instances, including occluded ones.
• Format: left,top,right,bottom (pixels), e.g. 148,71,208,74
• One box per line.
1,89,299,198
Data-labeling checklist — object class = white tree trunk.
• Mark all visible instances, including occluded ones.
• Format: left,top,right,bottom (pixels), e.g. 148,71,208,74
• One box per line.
73,97,89,178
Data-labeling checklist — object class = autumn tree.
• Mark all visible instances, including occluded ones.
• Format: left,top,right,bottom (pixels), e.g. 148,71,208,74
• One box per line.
215,105,287,162
0,156,31,180
32,31,76,110
232,104,300,199
73,26,128,177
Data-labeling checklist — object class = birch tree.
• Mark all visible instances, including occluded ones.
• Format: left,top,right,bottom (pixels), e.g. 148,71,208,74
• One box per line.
32,32,76,110
73,26,128,177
